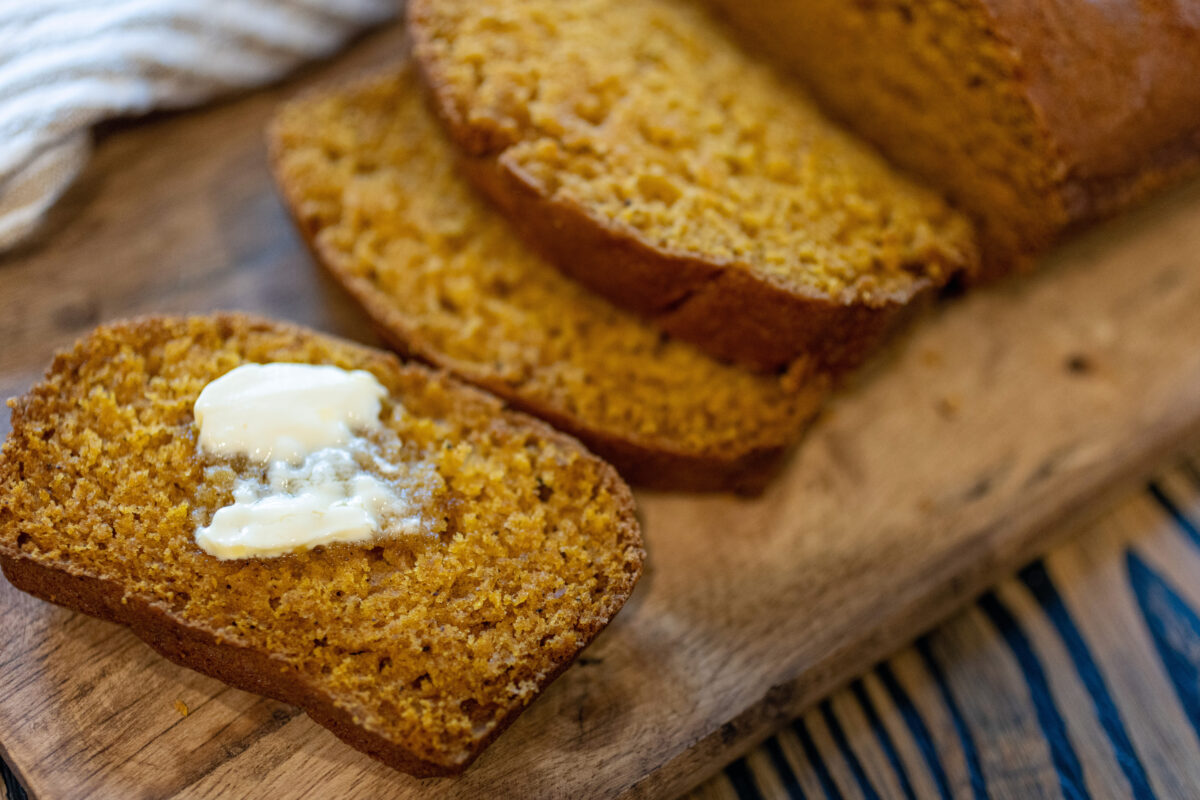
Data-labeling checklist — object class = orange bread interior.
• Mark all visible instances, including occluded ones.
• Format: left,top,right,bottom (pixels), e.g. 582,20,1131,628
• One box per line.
0,315,643,775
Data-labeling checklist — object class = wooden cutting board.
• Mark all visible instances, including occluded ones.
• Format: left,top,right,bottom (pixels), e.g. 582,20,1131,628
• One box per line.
4,25,1200,800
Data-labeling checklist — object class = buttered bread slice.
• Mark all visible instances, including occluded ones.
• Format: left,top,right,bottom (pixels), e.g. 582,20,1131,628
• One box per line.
408,0,978,372
268,68,828,493
0,315,643,776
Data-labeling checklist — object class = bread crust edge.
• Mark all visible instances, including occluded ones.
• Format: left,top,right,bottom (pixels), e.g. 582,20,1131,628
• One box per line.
405,0,965,374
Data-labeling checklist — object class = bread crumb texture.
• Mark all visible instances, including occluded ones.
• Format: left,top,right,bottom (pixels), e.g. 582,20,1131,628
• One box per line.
698,0,1068,262
411,0,976,299
271,68,823,464
0,315,642,770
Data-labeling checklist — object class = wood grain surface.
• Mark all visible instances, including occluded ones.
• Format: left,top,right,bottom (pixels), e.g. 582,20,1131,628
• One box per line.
3,23,1200,800
686,457,1200,800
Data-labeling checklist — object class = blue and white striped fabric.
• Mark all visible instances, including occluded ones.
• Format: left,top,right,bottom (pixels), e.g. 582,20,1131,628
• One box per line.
699,458,1200,800
0,0,395,251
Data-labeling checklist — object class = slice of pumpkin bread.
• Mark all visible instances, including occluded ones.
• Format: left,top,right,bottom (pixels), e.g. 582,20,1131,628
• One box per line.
268,67,828,493
407,0,979,372
0,314,643,776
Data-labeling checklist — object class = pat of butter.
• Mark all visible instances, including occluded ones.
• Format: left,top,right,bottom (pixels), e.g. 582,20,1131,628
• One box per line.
193,363,419,560
194,362,386,463
196,451,416,560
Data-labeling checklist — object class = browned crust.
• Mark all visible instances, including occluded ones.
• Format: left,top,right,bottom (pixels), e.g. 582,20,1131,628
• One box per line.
265,99,826,494
977,0,1200,203
1060,132,1200,231
0,313,645,777
695,0,1200,279
974,0,1200,278
405,0,966,374
453,150,940,374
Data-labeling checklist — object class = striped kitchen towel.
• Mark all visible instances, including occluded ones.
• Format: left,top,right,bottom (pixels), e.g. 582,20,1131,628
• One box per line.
0,0,395,252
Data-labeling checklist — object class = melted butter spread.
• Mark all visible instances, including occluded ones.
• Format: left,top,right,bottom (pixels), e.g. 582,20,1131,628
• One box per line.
193,363,422,560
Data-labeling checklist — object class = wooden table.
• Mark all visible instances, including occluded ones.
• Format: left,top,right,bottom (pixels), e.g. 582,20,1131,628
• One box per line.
4,23,1200,800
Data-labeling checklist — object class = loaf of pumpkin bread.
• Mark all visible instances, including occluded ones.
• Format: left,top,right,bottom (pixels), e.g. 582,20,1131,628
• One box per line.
268,67,828,493
700,0,1200,272
407,0,979,373
0,315,644,776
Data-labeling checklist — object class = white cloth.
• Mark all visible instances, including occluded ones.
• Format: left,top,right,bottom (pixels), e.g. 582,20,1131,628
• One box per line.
0,0,395,251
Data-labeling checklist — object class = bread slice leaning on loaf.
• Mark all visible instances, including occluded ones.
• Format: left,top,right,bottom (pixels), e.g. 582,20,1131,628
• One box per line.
700,0,1200,273
268,66,829,494
0,315,644,776
407,0,979,373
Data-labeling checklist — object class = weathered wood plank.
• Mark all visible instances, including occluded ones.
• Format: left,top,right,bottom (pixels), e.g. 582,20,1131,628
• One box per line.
694,458,1200,800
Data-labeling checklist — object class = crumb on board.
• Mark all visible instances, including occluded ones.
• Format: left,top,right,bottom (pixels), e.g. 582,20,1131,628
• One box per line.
174,700,189,718
1065,353,1095,375
936,395,961,419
